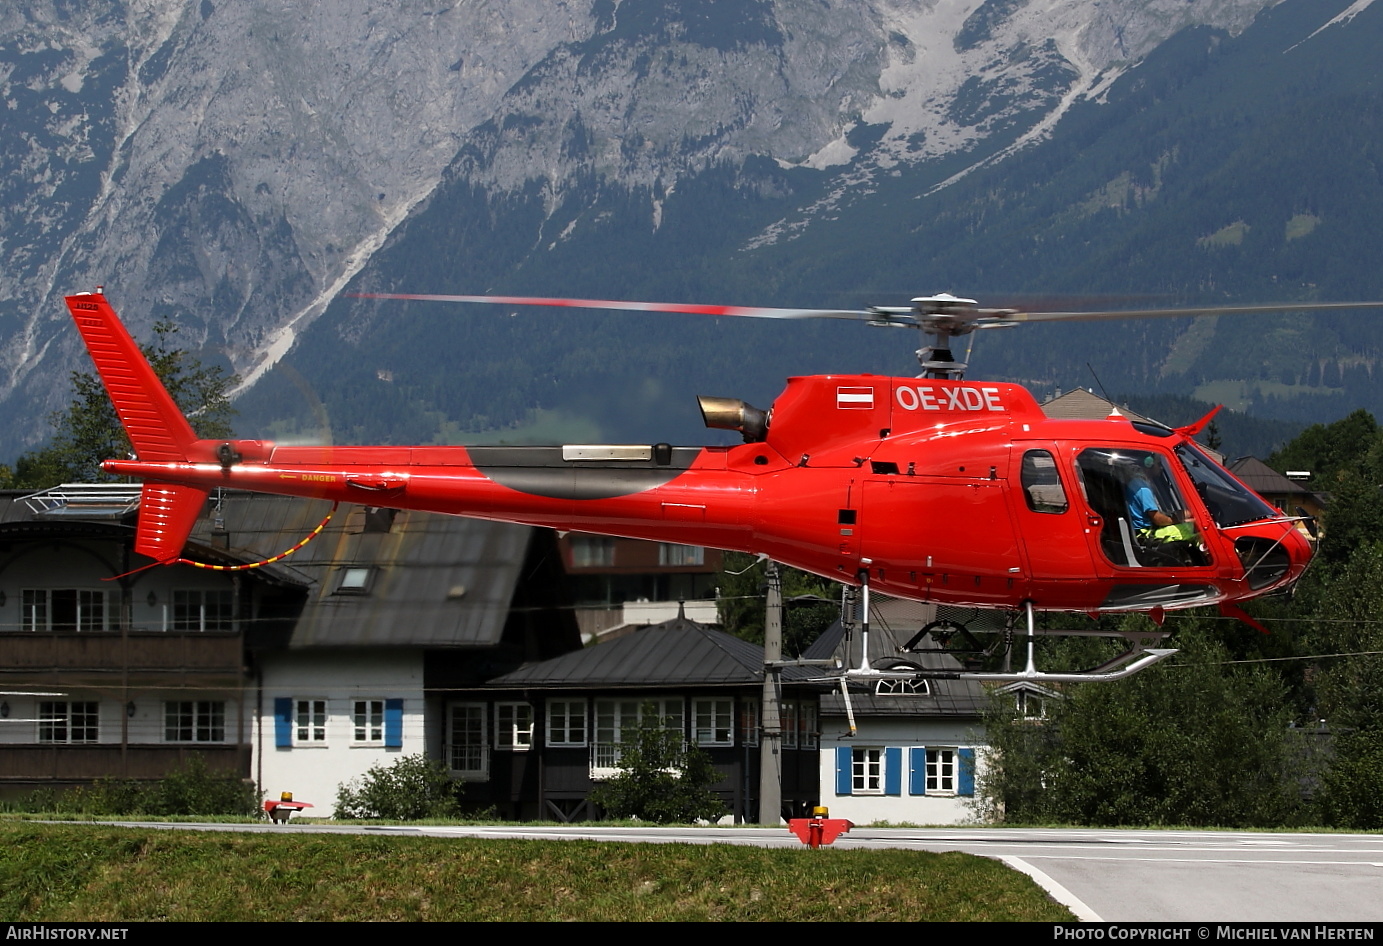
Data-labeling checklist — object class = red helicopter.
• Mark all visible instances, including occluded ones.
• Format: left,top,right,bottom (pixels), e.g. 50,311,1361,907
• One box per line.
63,288,1360,682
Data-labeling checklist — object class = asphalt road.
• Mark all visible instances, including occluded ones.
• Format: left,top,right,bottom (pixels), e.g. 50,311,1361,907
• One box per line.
102,821,1383,922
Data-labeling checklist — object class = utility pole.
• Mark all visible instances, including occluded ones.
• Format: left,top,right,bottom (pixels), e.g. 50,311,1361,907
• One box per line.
758,559,783,825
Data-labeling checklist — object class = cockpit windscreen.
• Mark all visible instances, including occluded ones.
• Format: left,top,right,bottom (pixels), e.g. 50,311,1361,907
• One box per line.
1174,444,1280,527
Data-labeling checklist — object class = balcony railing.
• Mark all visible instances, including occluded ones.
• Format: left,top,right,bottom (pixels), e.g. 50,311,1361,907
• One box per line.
22,483,143,519
590,742,624,777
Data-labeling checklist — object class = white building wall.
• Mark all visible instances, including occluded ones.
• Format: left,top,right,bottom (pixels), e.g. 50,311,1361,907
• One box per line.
252,649,426,816
818,716,988,826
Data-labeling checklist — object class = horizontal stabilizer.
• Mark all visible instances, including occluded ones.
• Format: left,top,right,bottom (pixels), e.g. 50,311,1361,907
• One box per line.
137,483,209,563
64,292,198,461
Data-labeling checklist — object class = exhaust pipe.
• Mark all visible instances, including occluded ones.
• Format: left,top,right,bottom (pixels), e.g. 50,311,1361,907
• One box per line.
698,396,769,443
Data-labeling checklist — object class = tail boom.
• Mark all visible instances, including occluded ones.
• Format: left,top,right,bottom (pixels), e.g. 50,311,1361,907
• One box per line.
102,448,759,552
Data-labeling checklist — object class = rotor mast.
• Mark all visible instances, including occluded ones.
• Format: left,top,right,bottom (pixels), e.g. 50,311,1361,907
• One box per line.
874,293,999,380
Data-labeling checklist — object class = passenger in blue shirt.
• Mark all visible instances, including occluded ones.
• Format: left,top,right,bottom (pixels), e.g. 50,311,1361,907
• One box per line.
1124,466,1195,543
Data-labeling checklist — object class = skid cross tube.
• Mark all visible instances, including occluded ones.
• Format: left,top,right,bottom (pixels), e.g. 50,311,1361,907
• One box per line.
835,601,1178,684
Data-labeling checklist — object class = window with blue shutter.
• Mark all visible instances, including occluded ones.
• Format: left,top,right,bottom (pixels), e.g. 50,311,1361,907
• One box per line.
385,698,404,748
835,746,853,795
958,747,976,796
883,747,902,796
274,698,292,748
908,746,927,795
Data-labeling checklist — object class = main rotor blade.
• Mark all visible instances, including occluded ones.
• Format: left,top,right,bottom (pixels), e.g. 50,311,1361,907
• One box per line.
350,292,875,322
353,291,1383,331
979,300,1383,326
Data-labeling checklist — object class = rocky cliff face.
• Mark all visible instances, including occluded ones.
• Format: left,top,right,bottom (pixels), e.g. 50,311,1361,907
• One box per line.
0,0,1289,450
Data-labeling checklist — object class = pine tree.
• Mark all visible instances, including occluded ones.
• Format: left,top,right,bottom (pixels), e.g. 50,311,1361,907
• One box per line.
2,322,237,488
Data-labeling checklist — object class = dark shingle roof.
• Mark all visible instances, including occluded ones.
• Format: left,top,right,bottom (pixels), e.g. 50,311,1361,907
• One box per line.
0,490,536,650
487,617,817,689
1227,456,1318,501
186,494,534,649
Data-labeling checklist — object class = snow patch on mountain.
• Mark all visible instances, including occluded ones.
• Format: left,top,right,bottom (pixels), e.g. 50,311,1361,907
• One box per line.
1296,0,1378,46
745,0,1289,249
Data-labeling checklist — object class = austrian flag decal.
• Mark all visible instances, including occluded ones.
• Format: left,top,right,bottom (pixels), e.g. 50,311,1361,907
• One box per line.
836,386,875,410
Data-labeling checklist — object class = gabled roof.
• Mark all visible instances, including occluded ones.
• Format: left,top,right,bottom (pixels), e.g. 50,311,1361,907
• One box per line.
1041,388,1155,424
1039,389,1227,463
184,493,536,649
486,615,817,689
1227,456,1318,501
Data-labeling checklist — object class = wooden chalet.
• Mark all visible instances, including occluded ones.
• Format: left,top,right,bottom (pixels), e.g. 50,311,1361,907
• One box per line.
445,611,824,823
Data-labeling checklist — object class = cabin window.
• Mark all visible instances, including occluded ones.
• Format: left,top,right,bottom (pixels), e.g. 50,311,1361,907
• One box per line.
547,700,588,747
495,702,534,750
569,535,616,567
1077,448,1209,568
447,703,488,779
658,543,705,566
173,590,233,631
165,701,226,743
295,699,328,745
692,698,734,746
22,589,106,632
852,747,884,794
1020,450,1068,514
353,700,385,744
1175,443,1279,528
39,701,99,743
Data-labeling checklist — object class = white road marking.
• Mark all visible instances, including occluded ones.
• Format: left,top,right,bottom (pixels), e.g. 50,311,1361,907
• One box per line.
998,855,1103,922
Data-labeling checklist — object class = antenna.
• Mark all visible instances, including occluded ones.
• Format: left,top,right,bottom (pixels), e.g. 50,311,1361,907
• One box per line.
1086,362,1112,402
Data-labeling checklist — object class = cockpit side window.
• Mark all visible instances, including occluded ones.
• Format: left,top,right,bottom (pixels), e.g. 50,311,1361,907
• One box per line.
1021,450,1068,514
1077,448,1210,568
1175,443,1280,527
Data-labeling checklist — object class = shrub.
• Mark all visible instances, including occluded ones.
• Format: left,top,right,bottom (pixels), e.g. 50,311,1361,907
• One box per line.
150,756,258,817
12,757,256,817
335,755,462,820
1321,729,1383,830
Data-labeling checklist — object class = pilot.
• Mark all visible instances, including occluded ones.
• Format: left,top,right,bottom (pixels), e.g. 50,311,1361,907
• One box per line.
1124,460,1196,543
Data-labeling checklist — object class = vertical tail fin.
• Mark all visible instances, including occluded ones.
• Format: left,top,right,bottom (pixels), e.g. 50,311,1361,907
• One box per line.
63,291,199,461
65,291,209,561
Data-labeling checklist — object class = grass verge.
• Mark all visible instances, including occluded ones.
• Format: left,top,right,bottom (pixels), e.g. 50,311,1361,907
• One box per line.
0,822,1073,922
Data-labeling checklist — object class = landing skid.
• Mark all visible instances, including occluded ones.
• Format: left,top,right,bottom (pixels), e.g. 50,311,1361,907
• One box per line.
828,587,1178,685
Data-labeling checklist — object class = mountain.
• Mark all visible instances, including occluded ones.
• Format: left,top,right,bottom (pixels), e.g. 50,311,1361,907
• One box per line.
3,0,1377,454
